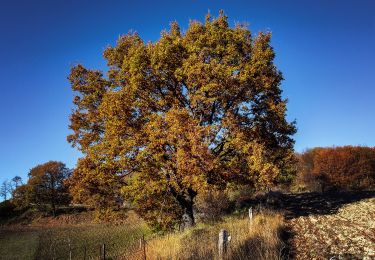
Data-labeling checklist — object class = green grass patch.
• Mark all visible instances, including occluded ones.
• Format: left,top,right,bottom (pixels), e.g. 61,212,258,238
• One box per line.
0,211,151,260
0,230,39,260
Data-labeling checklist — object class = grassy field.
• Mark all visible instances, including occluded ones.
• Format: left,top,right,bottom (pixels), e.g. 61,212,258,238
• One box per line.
0,211,151,260
2,191,373,260
0,229,39,260
0,209,286,260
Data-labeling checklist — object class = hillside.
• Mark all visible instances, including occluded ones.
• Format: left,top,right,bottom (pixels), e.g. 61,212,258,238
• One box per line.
1,191,374,259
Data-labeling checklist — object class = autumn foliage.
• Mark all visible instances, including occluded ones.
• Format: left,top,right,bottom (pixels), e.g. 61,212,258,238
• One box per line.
13,161,71,215
67,12,296,229
296,146,375,191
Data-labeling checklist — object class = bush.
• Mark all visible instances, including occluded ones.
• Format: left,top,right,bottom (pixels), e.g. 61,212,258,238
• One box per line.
0,200,16,220
195,189,233,221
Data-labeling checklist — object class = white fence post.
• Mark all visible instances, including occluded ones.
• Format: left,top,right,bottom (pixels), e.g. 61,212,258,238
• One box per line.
248,207,253,222
218,229,229,259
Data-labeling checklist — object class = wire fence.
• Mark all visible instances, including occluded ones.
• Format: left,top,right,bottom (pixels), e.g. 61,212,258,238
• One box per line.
1,222,149,260
34,225,147,259
3,206,281,259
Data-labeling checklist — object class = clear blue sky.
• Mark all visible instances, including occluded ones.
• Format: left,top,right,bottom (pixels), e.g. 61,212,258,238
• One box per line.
0,0,374,184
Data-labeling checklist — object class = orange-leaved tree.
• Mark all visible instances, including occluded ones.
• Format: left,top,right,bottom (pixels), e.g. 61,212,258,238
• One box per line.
67,11,296,229
13,161,71,216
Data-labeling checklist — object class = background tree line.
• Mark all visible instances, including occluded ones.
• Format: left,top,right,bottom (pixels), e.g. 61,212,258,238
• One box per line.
2,146,375,225
294,146,375,192
1,161,72,218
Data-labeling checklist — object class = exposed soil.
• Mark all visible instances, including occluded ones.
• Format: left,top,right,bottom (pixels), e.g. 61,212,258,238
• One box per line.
278,191,375,259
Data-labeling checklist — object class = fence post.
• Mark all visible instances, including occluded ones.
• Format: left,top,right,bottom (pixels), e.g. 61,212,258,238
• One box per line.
83,245,87,260
68,239,72,260
218,229,229,259
139,235,146,260
249,207,253,222
142,234,146,260
102,244,106,260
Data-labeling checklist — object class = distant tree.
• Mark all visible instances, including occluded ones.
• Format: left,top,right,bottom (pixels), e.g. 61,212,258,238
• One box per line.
24,161,72,216
12,184,32,210
7,175,23,196
0,176,24,201
67,11,296,228
0,180,11,201
11,176,23,189
293,148,323,191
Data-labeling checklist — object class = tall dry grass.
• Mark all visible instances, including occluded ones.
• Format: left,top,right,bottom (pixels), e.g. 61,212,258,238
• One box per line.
145,210,286,260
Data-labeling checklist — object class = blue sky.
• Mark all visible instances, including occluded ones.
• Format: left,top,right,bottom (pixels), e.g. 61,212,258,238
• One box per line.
0,0,374,184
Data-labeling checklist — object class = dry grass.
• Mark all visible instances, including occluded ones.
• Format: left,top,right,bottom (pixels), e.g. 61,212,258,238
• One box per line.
145,210,286,260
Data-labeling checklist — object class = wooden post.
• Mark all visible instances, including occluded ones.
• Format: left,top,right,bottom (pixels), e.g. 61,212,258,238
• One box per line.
139,235,146,260
52,245,56,260
142,234,146,260
218,229,229,259
249,207,253,222
68,239,72,260
83,245,87,260
102,244,106,260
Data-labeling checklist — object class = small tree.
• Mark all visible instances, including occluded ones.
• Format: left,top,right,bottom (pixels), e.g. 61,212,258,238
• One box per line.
0,180,11,201
11,176,23,190
26,161,72,216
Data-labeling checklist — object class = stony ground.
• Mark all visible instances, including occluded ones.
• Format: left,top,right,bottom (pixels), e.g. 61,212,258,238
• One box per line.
281,192,375,259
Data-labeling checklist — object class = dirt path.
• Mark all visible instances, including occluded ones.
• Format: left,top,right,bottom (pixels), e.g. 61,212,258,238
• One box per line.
279,192,375,259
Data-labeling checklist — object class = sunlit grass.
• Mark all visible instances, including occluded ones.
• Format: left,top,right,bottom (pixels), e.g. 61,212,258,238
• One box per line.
1,209,286,260
146,210,286,260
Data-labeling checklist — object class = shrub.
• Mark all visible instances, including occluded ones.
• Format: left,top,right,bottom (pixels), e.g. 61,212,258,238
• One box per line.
195,189,233,221
0,200,16,220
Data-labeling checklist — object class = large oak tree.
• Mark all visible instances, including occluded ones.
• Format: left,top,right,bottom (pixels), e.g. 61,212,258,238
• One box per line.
67,12,296,228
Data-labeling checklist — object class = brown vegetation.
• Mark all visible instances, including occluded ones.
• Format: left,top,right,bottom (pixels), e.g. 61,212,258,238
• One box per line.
294,146,375,192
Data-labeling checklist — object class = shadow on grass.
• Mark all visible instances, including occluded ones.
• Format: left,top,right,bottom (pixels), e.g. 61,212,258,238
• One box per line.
277,190,375,219
239,190,375,219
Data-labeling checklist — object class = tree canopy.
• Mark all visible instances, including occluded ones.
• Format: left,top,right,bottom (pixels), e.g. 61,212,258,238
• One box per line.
13,161,71,215
67,12,296,229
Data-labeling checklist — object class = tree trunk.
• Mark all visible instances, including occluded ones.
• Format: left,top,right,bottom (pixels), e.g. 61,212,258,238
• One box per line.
169,187,197,230
52,200,56,217
181,199,194,229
